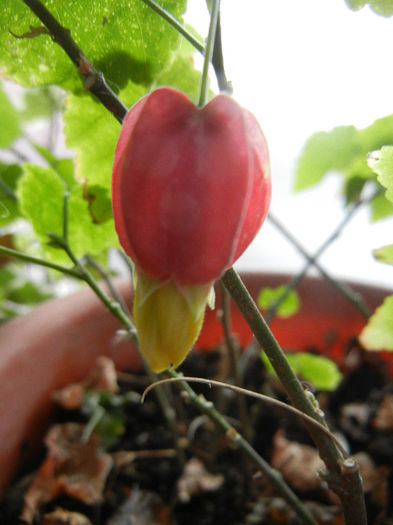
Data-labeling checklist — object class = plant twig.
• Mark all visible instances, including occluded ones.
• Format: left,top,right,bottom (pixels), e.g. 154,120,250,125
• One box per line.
0,245,82,279
21,0,128,123
219,283,251,438
198,0,220,107
221,267,367,525
140,0,204,54
267,209,371,322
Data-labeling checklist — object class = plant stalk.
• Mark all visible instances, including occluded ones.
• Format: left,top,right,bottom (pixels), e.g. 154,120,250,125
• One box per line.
198,0,220,107
221,267,367,525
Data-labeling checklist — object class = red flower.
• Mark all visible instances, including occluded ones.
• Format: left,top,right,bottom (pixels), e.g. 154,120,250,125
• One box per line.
112,87,270,286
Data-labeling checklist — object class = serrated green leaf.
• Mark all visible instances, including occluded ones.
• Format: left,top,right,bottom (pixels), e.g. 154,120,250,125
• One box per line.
373,244,393,264
17,163,117,263
262,352,342,391
17,163,66,261
294,126,361,191
0,83,21,147
1,0,187,91
360,295,393,350
295,115,393,194
257,285,300,318
367,146,393,203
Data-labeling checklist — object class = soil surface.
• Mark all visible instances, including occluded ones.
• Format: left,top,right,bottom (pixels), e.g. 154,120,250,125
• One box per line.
2,339,393,525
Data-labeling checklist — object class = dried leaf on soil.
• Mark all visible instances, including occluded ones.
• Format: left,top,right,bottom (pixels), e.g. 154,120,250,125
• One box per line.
21,423,113,523
53,357,119,410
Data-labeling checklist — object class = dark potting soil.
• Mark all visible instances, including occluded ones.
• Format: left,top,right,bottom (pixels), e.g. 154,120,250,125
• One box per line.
2,341,393,525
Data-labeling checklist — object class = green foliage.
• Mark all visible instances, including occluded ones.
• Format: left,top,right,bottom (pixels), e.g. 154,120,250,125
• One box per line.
345,0,393,16
262,352,342,391
374,244,393,264
360,295,393,350
1,0,186,91
0,264,53,322
81,390,138,450
294,115,393,220
0,164,23,226
0,84,21,147
367,146,393,203
257,285,300,318
17,163,117,263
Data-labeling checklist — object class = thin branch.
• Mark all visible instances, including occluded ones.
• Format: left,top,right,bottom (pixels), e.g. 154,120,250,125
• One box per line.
211,11,232,93
21,0,128,123
267,207,371,322
140,0,204,53
143,376,348,456
219,283,251,437
0,245,82,279
198,0,220,107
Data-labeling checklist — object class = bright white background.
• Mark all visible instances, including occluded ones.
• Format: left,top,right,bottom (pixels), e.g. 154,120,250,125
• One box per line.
185,0,393,287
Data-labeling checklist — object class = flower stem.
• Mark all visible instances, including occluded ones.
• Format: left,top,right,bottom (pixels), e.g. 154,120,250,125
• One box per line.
197,0,221,107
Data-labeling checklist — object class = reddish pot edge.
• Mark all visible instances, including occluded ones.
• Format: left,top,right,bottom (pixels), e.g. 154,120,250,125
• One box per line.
0,272,391,496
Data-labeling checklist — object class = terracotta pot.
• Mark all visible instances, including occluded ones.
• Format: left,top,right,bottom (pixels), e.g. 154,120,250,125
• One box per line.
0,272,391,497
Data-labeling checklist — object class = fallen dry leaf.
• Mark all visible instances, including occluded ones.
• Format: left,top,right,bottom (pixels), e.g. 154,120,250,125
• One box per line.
41,507,93,525
21,423,113,524
107,487,170,525
53,357,119,410
177,457,224,503
372,393,393,431
271,429,325,492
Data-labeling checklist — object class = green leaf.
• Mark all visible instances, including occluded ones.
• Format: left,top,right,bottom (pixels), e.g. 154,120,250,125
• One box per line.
0,83,21,147
1,0,186,91
17,163,117,263
345,0,393,15
373,244,393,264
21,86,62,121
294,126,361,191
294,115,393,196
370,192,393,222
0,164,23,226
7,281,52,304
257,285,300,318
367,146,393,203
360,295,393,350
262,352,342,391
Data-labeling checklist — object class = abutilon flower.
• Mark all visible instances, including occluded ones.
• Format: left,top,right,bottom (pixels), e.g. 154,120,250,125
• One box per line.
112,87,271,372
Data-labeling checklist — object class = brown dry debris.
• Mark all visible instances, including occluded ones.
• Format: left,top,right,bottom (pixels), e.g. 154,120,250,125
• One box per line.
41,507,93,525
21,423,113,524
176,458,224,503
270,429,326,492
53,357,119,410
372,393,393,431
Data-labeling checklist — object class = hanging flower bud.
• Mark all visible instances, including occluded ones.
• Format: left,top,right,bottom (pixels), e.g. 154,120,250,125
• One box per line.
112,87,271,372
